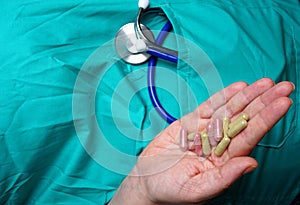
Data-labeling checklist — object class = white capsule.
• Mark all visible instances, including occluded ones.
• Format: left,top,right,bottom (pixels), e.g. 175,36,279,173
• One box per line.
207,121,214,139
214,118,223,142
179,128,188,151
209,135,218,147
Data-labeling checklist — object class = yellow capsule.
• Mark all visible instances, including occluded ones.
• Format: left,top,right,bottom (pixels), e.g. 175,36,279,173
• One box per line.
229,113,249,129
201,131,211,156
227,119,248,138
187,132,195,141
223,117,230,131
214,136,231,156
223,117,230,138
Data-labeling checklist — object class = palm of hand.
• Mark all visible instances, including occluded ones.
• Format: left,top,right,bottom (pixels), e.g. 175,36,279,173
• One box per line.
132,79,294,204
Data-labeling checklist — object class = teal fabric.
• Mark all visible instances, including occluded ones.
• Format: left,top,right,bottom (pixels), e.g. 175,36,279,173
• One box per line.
0,0,299,204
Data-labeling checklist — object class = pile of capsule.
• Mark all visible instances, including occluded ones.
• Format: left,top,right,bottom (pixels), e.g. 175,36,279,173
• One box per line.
180,113,249,156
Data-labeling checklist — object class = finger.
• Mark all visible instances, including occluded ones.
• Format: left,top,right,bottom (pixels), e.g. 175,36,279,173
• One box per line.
213,78,274,118
186,157,257,200
214,157,258,191
179,82,248,133
195,81,248,119
228,97,293,157
216,157,257,190
243,81,294,119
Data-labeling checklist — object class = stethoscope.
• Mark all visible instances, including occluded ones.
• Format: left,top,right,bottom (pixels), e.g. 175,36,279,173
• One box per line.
115,0,179,124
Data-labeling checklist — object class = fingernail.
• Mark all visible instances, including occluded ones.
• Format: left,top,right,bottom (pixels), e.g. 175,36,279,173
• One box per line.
243,165,257,175
291,82,296,90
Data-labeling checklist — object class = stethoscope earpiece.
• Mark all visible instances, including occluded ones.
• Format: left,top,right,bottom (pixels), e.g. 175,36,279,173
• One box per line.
138,0,150,9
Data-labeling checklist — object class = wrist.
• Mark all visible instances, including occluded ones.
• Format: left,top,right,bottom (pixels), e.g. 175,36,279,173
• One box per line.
109,174,155,205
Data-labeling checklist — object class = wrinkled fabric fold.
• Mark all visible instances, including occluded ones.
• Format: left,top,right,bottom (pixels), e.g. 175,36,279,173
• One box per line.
1,0,299,204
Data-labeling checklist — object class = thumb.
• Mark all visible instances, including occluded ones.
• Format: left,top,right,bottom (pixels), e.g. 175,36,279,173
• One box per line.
188,156,258,202
218,157,258,190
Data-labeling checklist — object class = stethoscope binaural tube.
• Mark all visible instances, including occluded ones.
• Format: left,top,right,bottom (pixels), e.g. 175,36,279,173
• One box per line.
147,21,177,124
135,4,178,63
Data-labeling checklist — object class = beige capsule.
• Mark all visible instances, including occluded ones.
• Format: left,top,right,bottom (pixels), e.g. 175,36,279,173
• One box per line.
227,119,248,138
223,116,230,138
187,132,196,141
214,136,231,156
223,117,230,131
201,131,211,156
229,113,249,129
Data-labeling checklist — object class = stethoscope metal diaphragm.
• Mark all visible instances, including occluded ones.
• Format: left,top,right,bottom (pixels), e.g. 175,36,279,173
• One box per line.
114,22,155,64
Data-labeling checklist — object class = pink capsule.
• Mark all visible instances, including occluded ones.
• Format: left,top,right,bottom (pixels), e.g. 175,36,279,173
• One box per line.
179,128,188,152
193,133,202,156
207,121,217,146
188,141,195,150
207,121,214,139
194,133,201,145
209,134,218,147
214,118,223,142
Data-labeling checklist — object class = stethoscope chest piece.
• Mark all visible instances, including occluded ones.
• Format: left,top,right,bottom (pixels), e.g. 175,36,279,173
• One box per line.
115,22,155,64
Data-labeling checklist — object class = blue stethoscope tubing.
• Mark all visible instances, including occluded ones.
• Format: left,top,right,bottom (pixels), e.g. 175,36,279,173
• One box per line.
147,21,177,124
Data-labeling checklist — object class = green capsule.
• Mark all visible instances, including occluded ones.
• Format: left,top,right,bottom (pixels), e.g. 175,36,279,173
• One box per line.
201,131,211,156
214,136,231,156
227,119,248,138
223,117,230,138
229,113,249,129
187,132,195,141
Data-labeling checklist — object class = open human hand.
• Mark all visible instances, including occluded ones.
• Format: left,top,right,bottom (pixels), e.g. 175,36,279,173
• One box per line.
109,78,294,205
